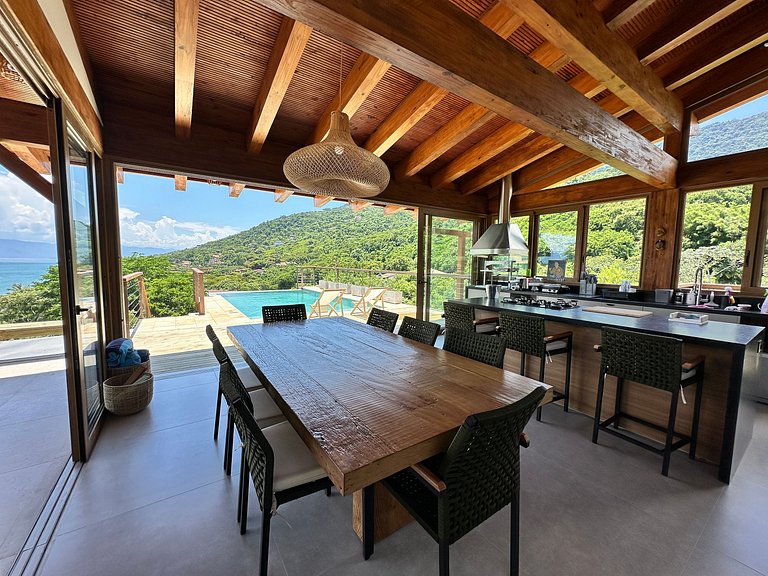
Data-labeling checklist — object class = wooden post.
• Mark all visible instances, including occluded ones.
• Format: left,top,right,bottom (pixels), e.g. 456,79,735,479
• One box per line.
122,276,131,336
192,268,205,315
138,275,151,318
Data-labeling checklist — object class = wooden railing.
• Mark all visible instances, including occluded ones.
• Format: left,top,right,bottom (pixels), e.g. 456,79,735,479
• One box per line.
122,272,151,335
192,268,205,315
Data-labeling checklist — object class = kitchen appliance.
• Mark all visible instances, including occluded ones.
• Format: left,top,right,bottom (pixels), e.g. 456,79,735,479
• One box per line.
485,284,501,300
655,289,673,303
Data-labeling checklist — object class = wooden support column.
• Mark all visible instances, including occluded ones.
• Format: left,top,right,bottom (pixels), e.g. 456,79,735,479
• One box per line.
640,189,681,290
98,156,127,341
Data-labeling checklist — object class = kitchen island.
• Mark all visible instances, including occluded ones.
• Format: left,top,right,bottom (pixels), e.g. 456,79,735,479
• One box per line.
450,297,765,483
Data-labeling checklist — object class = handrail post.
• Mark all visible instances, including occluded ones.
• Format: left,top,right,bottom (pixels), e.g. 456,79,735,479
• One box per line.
122,276,130,336
192,268,205,315
138,276,151,318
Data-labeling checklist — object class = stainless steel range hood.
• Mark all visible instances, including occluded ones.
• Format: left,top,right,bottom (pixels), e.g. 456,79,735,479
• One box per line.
470,175,528,256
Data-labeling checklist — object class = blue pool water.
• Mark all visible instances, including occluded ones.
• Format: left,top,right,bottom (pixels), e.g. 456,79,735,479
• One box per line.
218,289,356,319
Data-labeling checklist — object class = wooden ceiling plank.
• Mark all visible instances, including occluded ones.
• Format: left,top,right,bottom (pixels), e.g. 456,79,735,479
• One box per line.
174,174,187,191
274,188,293,202
503,0,683,133
0,144,52,201
0,98,48,146
349,200,372,212
478,1,526,38
637,0,753,65
309,53,391,144
247,17,313,154
229,182,245,197
314,195,334,207
395,103,494,179
604,0,658,30
363,82,448,156
659,9,768,91
174,0,199,139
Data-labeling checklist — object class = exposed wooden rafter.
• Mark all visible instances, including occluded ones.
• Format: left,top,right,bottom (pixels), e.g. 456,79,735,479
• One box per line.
503,0,683,133
3,142,48,174
174,175,187,191
0,144,52,201
309,53,390,144
604,0,658,30
383,205,404,216
274,188,293,202
174,0,199,139
0,98,48,147
349,200,372,212
229,182,245,197
313,195,334,207
116,166,124,183
247,17,312,153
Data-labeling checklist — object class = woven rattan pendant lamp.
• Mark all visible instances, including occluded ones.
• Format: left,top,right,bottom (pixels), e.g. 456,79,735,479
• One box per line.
283,45,390,199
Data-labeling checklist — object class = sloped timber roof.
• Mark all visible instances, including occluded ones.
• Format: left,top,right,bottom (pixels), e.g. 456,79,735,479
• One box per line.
2,0,768,211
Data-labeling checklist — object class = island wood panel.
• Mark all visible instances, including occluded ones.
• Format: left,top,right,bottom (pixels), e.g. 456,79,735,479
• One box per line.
506,320,732,465
228,318,552,496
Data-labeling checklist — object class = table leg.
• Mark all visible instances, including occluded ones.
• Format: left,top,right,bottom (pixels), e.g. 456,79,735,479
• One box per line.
363,484,374,560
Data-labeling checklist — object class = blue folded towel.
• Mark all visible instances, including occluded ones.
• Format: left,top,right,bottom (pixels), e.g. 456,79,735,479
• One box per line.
106,338,142,368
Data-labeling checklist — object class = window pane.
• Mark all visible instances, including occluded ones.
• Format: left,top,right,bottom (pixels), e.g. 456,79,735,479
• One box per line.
509,215,530,276
585,199,646,285
537,211,577,279
677,186,751,287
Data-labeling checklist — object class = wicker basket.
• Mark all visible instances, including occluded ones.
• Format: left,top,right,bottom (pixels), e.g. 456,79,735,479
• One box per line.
103,371,154,415
107,354,151,379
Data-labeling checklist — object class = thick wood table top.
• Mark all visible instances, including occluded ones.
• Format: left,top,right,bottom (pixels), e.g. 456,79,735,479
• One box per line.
228,318,551,495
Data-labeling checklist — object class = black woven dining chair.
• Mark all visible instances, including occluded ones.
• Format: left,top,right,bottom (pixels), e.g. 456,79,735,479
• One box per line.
206,325,264,441
593,327,705,477
443,328,506,368
230,399,333,576
497,310,573,422
397,316,441,346
367,307,399,332
443,302,497,334
261,303,307,323
379,385,547,576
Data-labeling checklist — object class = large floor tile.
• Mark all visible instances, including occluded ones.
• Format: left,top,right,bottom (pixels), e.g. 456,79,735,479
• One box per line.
681,546,766,576
0,414,70,475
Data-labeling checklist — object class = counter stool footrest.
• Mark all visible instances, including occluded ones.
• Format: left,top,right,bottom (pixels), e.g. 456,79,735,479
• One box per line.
597,412,692,456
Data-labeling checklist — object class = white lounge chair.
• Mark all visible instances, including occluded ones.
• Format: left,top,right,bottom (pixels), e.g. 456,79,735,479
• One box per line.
308,289,346,318
350,287,388,316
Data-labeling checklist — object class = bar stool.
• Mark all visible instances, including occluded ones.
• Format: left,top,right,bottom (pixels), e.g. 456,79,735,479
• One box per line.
497,310,572,422
443,302,498,334
592,327,705,477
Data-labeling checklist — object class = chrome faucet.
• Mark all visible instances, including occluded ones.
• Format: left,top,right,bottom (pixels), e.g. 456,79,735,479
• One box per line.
692,266,704,305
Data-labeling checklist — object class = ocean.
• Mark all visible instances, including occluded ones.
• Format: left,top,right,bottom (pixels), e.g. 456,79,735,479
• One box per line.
0,260,57,294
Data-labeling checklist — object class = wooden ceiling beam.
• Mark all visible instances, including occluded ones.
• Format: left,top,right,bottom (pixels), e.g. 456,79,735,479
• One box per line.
383,205,404,216
313,195,334,207
309,53,390,144
637,0,752,65
657,5,768,91
679,147,768,189
174,0,199,139
257,0,676,188
247,17,312,154
274,188,293,202
0,144,52,201
229,182,245,197
0,98,48,146
478,1,526,38
695,79,768,124
174,174,187,191
3,142,48,174
364,82,448,156
603,0,658,30
349,200,372,212
503,0,683,133
510,175,654,212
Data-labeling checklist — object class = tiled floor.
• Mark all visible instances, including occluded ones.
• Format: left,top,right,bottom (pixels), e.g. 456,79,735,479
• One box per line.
31,358,768,576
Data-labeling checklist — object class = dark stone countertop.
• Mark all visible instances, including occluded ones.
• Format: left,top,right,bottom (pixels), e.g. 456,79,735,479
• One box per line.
450,297,765,348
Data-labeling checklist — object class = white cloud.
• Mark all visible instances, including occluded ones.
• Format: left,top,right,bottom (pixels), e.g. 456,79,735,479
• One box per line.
0,172,55,242
119,209,238,249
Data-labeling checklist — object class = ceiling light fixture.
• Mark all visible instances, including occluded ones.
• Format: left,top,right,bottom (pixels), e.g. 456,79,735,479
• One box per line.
283,43,389,199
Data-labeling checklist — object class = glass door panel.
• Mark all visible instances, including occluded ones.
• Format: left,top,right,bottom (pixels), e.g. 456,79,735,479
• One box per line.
419,214,477,321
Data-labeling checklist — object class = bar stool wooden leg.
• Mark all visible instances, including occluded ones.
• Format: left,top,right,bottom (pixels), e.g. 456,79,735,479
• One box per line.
662,388,681,477
593,368,607,444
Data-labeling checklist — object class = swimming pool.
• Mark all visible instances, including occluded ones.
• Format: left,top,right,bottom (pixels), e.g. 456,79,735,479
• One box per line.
218,289,355,319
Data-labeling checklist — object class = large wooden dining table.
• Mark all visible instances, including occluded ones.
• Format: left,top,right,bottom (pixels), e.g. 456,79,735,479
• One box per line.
228,317,551,554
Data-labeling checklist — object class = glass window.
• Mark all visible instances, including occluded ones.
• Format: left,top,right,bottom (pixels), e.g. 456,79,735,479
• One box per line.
677,186,752,287
509,215,530,276
553,164,625,188
688,94,768,162
585,199,646,285
537,211,577,279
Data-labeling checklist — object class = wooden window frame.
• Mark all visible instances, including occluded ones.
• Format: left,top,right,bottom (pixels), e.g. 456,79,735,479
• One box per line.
742,181,768,295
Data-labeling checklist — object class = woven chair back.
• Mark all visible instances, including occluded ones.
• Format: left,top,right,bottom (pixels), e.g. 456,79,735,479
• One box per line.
367,308,398,332
205,325,228,364
497,311,546,357
600,327,682,392
443,302,474,332
231,399,274,512
397,316,441,346
219,359,254,413
262,304,307,323
436,386,546,544
443,329,506,368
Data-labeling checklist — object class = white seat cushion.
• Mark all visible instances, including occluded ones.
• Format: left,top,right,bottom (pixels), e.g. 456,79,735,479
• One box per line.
681,367,698,381
261,421,328,493
545,339,568,352
236,364,263,391
248,389,285,428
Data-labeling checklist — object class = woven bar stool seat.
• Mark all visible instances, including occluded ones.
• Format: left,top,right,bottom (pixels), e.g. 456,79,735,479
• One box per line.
497,310,573,422
592,327,705,477
443,302,498,334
